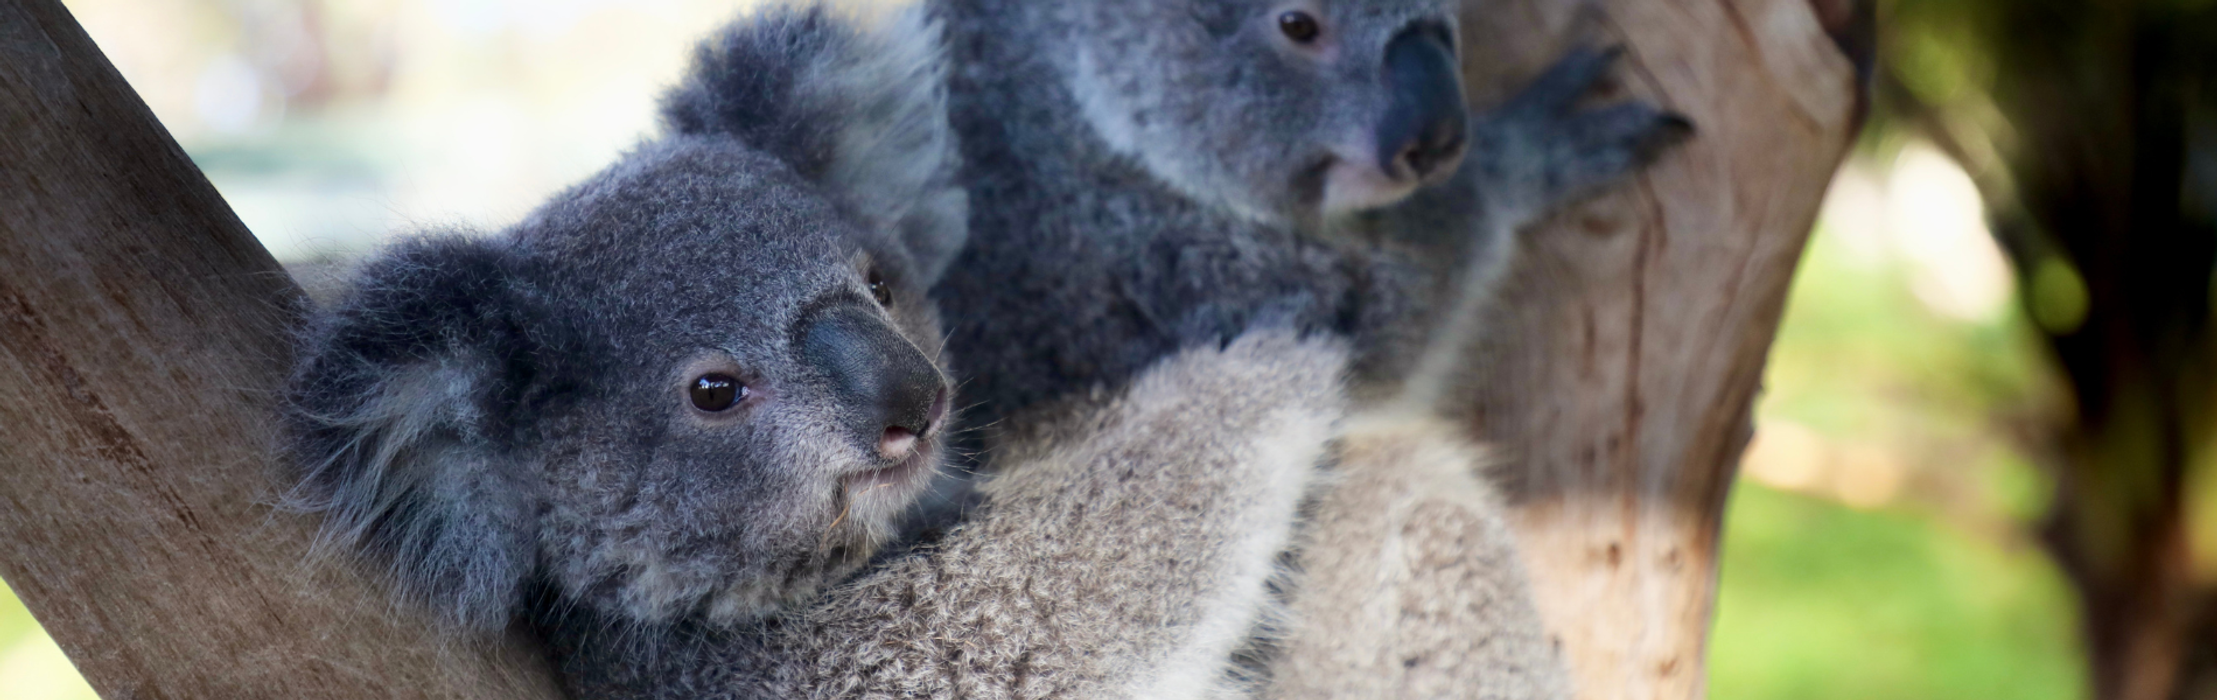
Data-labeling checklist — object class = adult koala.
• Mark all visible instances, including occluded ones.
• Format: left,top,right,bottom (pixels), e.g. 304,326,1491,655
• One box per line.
918,0,1692,697
931,0,1686,424
286,5,1352,698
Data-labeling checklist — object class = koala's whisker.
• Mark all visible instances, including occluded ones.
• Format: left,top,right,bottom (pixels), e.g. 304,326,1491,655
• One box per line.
944,424,993,441
948,412,1000,435
930,329,956,362
951,397,990,417
818,500,855,553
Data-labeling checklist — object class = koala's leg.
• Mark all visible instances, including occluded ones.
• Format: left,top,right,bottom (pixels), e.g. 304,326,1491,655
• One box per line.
1264,415,1569,700
758,329,1347,700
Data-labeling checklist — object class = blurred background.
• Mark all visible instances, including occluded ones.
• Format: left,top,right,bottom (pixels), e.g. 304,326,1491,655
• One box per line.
4,0,2213,698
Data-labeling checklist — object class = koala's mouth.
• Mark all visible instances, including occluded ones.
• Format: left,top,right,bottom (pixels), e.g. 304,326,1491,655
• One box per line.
1317,153,1427,215
841,440,940,503
841,389,950,502
1293,155,1336,212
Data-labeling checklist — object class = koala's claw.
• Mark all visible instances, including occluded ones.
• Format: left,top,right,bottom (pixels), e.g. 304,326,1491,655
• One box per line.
1645,112,1697,159
1584,103,1695,164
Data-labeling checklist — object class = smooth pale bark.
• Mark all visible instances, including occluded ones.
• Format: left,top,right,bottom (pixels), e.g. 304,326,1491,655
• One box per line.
1452,1,1865,698
0,0,560,697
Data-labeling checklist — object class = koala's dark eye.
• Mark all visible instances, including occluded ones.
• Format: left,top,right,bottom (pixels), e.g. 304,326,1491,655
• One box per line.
689,374,747,412
1278,11,1320,44
867,270,893,307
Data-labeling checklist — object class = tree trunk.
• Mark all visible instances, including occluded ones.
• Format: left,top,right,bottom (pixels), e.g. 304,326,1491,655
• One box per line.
1453,1,1868,699
0,0,560,697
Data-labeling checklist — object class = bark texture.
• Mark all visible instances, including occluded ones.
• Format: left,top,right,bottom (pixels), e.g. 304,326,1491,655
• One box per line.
1452,1,1868,698
0,0,560,697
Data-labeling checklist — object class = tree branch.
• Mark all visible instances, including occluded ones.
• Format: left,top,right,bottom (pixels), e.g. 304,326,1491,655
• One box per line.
0,0,559,696
1455,1,1866,698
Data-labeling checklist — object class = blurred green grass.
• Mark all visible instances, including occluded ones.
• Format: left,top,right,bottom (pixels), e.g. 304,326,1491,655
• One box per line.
1709,484,2084,700
1709,160,2087,700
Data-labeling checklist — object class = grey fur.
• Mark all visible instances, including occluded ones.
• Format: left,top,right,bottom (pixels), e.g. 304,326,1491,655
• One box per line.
929,0,1689,443
288,6,1353,698
285,1,1684,694
284,5,966,632
549,330,1351,699
660,4,968,284
1059,0,1463,224
920,1,1689,697
1267,414,1568,699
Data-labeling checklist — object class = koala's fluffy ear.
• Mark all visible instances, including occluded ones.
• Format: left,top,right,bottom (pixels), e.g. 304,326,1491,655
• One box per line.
283,235,540,632
661,3,968,283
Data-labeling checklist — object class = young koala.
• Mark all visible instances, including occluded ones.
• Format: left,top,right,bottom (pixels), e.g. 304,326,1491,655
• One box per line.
283,6,965,630
286,5,1349,697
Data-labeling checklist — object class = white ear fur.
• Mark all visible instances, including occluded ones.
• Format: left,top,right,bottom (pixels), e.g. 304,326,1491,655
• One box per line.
665,3,969,283
284,236,539,632
811,5,969,282
298,360,534,631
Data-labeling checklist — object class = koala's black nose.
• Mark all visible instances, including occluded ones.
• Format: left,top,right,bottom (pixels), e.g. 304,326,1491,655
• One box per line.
1377,24,1469,182
798,304,947,452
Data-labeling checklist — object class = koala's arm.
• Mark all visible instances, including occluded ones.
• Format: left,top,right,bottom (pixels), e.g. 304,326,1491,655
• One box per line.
559,330,1347,700
1275,52,1678,694
1385,48,1691,411
1263,415,1568,700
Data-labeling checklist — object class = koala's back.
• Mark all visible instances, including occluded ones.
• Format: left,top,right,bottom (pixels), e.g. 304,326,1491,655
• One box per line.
929,0,1430,440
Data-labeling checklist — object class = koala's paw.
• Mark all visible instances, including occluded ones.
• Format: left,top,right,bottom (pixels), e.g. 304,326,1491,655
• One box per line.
1473,46,1694,212
1504,46,1628,118
1540,100,1693,198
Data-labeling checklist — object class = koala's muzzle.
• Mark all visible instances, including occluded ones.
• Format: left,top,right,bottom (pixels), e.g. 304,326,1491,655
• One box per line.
798,304,947,454
1377,24,1468,182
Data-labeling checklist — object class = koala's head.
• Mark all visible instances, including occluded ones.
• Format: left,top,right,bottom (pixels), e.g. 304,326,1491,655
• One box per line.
284,6,962,631
1063,0,1468,225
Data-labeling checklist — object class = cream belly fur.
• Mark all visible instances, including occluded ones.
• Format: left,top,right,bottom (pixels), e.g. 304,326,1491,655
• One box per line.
1268,415,1569,700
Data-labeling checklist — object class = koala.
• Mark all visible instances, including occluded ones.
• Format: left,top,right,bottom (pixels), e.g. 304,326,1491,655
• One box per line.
282,1,975,628
929,0,1687,432
286,6,1350,698
914,0,1691,695
284,120,959,630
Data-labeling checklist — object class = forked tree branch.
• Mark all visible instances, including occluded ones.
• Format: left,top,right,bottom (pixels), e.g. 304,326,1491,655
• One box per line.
0,0,558,696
